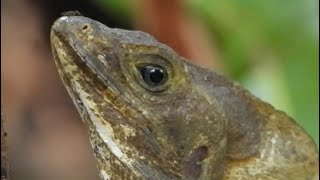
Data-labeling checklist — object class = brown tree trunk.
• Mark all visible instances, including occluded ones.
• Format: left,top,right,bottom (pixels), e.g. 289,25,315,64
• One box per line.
1,110,10,180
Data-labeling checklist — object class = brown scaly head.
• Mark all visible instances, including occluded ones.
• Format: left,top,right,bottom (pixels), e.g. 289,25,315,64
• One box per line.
50,15,318,180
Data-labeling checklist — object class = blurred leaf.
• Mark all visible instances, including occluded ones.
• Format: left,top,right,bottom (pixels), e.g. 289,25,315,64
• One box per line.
94,0,132,21
188,0,319,146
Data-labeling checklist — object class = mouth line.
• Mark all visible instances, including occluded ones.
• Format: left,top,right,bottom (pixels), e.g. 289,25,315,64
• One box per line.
51,30,146,128
51,30,129,124
51,30,123,97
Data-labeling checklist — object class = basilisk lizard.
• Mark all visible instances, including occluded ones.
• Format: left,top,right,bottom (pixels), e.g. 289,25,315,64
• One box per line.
50,14,319,180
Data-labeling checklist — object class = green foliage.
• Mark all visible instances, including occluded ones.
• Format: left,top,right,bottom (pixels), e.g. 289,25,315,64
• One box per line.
94,0,131,21
188,0,319,147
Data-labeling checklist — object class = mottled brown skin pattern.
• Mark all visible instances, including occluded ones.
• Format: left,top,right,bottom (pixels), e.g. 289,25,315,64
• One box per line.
50,15,319,180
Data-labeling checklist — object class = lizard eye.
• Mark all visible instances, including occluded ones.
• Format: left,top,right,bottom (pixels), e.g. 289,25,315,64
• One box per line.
139,65,167,86
137,64,168,92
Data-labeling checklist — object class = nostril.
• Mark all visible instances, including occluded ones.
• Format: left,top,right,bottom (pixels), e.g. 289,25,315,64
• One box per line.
184,146,208,179
82,24,89,31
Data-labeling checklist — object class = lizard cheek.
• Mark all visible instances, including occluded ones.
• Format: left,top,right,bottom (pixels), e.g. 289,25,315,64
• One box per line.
184,146,208,179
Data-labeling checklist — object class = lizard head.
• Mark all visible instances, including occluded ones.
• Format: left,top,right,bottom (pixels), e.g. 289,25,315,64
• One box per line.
50,15,227,179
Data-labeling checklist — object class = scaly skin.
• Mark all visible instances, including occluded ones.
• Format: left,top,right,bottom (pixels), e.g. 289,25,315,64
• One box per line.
50,15,318,180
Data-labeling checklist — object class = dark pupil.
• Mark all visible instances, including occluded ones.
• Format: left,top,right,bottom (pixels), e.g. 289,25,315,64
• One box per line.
140,65,165,86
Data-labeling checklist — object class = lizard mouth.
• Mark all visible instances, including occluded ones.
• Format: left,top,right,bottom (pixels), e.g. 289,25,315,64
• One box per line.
50,30,91,121
50,27,127,120
50,26,121,95
50,26,136,168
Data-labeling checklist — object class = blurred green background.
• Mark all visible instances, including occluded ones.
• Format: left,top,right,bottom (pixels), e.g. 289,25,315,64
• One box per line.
96,0,319,146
